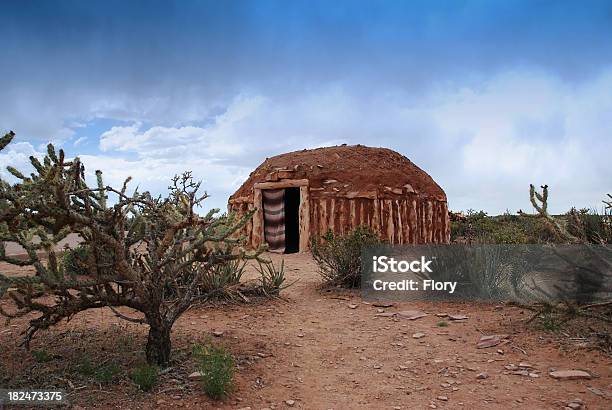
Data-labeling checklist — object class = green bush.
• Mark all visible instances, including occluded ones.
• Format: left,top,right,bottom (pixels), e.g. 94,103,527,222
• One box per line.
61,245,90,275
200,258,246,297
95,362,120,384
256,259,288,296
192,343,235,399
130,364,158,392
566,207,612,244
311,226,381,288
32,349,53,363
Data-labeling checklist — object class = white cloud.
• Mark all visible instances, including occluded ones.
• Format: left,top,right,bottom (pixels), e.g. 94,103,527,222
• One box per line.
2,69,611,214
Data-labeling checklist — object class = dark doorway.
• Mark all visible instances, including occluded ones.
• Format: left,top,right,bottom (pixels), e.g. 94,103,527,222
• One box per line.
284,187,300,253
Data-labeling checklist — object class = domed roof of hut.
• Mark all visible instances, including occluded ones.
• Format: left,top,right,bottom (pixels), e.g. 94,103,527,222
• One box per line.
230,145,446,201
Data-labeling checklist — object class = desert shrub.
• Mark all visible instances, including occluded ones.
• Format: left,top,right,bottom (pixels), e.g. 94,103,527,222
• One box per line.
451,210,567,244
60,245,90,276
192,343,234,399
32,349,53,363
200,258,246,297
0,132,261,366
256,259,288,296
566,207,612,244
94,362,120,384
130,364,158,392
311,226,381,288
419,245,530,301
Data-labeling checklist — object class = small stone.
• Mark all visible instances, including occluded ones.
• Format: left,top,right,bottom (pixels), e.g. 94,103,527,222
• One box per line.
212,330,224,337
373,302,394,307
504,364,518,371
297,333,304,338
476,372,489,379
440,383,451,388
412,332,426,339
347,303,358,309
188,371,202,380
477,334,509,349
549,370,592,380
285,400,296,407
437,396,448,401
518,362,533,369
396,310,427,320
567,403,581,410
448,314,468,321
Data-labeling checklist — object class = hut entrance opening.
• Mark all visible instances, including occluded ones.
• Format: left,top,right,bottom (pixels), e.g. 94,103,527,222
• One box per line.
261,187,300,254
284,187,300,253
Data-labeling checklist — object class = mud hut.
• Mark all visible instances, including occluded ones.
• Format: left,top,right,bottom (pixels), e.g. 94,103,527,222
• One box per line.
228,145,450,253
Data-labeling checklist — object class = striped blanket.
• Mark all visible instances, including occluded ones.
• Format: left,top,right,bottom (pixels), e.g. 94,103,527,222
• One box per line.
262,189,285,253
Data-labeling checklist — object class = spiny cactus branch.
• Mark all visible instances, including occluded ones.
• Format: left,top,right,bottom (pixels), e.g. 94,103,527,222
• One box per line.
0,132,261,365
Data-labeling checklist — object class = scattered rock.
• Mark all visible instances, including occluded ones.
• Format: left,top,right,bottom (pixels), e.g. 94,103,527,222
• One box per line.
477,334,509,349
285,399,296,407
212,330,224,337
347,303,358,309
373,302,395,308
549,370,592,380
504,364,518,371
437,396,448,401
448,314,468,321
476,372,489,380
396,310,427,320
587,386,610,398
188,371,202,380
412,332,426,339
566,398,584,409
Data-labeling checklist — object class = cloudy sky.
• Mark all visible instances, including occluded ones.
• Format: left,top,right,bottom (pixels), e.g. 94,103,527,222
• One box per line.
1,0,611,214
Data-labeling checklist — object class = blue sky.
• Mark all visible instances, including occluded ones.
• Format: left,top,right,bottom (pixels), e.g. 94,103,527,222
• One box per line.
1,0,611,213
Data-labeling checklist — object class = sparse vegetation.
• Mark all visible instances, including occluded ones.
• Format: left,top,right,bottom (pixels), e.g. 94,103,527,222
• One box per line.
436,321,448,327
31,349,54,363
312,226,381,288
130,364,158,392
0,131,262,366
200,258,246,298
192,342,235,399
256,259,289,296
60,244,90,276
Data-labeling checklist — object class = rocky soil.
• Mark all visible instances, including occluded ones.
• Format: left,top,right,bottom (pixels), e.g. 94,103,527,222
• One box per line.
1,253,610,409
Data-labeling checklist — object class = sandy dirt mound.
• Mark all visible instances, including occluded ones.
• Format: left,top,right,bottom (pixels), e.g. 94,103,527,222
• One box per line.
231,145,447,201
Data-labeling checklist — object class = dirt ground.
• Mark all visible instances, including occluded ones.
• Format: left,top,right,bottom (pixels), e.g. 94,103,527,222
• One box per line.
1,253,610,410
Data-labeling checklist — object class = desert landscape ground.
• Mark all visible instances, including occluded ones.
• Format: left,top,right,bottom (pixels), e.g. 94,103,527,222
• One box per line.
1,252,610,410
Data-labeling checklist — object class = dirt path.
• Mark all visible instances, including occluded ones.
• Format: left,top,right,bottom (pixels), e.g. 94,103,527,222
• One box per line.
1,253,610,409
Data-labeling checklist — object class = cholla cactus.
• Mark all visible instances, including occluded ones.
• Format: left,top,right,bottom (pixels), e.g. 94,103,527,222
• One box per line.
527,184,580,243
0,132,259,365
